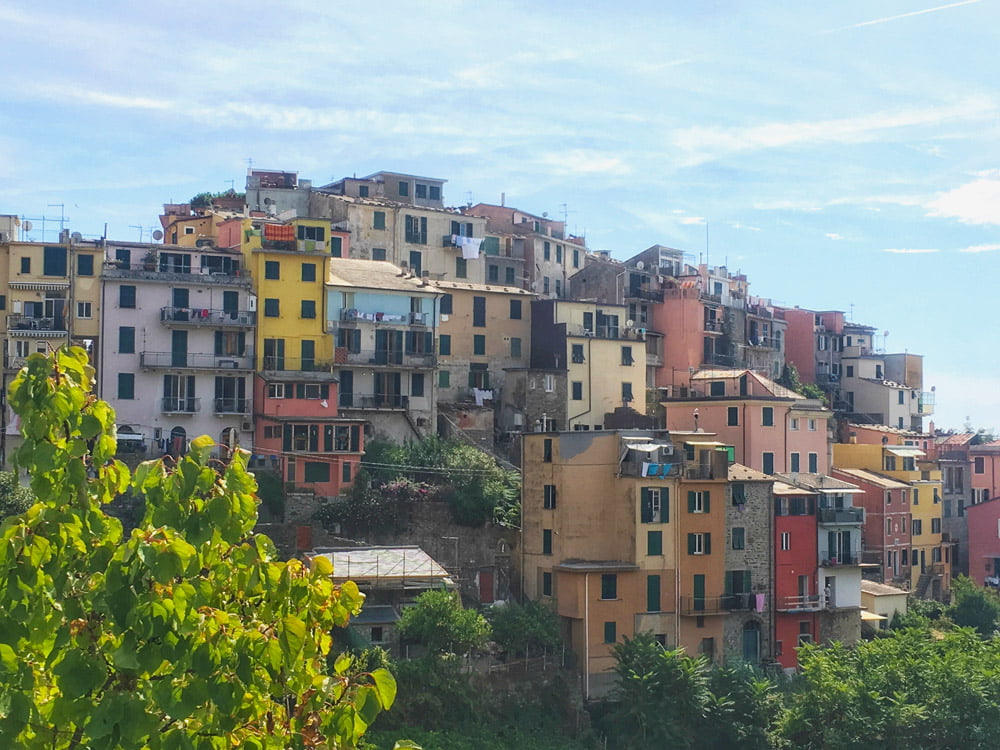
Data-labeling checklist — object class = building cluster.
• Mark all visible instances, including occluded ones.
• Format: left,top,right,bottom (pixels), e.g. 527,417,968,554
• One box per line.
2,167,999,693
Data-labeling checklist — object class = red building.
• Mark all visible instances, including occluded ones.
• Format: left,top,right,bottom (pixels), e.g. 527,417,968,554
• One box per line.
966,497,1000,586
772,481,820,669
253,375,364,499
833,468,911,587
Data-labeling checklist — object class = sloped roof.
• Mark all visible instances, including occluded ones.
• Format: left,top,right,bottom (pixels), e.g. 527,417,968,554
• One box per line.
861,580,908,597
729,463,773,482
326,258,435,293
433,280,534,296
834,467,910,490
776,473,862,493
691,369,803,400
310,546,453,586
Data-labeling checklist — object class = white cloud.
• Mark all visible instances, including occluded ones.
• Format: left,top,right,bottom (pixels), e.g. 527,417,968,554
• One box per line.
728,221,761,232
882,248,940,254
680,216,706,225
957,243,1000,253
825,233,844,240
538,150,632,176
926,177,1000,225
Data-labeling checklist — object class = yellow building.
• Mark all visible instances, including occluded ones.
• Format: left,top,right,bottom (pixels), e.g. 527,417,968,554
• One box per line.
833,442,949,596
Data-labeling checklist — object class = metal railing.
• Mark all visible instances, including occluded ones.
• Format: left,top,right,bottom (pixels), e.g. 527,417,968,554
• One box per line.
339,309,429,325
339,349,436,368
704,319,723,333
160,307,256,326
214,398,249,414
161,397,200,413
338,393,410,409
775,594,823,612
817,507,864,524
626,287,664,303
103,263,250,286
140,352,254,370
7,314,67,332
819,552,861,566
405,230,427,244
679,593,756,615
261,356,335,373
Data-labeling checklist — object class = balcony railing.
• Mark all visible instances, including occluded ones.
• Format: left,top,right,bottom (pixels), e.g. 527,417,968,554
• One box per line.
161,397,200,414
775,594,823,612
747,336,780,349
704,319,723,333
340,349,436,368
338,393,410,410
262,356,335,374
103,263,250,286
339,309,429,325
819,551,861,566
626,287,664,303
405,231,427,245
679,594,755,615
919,392,935,415
567,324,622,340
684,465,723,480
140,352,254,370
214,398,249,414
7,314,68,334
817,507,864,524
619,460,679,478
160,307,256,326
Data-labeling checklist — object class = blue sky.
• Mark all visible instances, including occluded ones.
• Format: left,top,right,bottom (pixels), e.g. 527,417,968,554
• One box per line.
2,0,998,432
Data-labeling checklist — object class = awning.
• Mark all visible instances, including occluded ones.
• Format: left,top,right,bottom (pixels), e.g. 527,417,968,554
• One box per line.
885,446,925,458
624,442,670,453
685,441,728,447
861,611,888,622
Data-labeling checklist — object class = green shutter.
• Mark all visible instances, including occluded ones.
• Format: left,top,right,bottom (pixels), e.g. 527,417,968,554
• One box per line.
282,426,291,452
703,491,710,513
724,570,733,594
647,575,660,613
687,533,695,555
640,488,652,523
704,533,712,555
648,531,662,556
688,491,696,512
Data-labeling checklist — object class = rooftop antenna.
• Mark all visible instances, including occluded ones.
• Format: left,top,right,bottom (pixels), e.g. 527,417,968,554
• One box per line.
705,221,709,267
849,303,855,321
246,157,254,171
48,204,69,235
129,225,151,242
225,179,235,191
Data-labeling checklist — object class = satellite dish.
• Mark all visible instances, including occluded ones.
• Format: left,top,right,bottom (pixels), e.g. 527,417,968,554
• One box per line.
152,230,164,241
71,232,83,242
22,221,32,232
626,319,635,328
635,260,645,270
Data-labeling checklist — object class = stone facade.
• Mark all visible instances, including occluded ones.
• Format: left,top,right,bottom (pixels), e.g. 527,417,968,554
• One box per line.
818,607,861,645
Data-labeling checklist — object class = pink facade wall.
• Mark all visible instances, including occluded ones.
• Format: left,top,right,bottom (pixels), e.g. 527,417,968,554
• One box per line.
970,449,1000,499
967,498,1000,585
779,308,817,383
833,471,910,583
654,290,705,389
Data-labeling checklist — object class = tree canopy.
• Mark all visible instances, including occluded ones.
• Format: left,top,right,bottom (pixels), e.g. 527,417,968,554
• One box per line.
0,348,402,749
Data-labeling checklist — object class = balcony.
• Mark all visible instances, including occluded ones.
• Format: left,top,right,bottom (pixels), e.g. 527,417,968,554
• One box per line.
339,349,436,368
405,230,427,245
684,465,723,480
262,356,335,375
747,336,780,350
646,352,663,367
103,262,250,287
6,314,68,337
775,594,823,612
214,398,249,415
679,593,755,615
619,460,679,478
819,551,861,566
338,393,410,410
140,352,254,370
817,507,864,524
340,309,430,325
704,319,723,333
700,292,723,304
161,397,200,414
919,392,935,415
160,307,256,327
626,287,664,303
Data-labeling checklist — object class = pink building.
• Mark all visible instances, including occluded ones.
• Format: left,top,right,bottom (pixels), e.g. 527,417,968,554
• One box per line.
776,308,844,387
969,441,1000,504
664,370,830,476
653,278,723,391
966,497,1000,586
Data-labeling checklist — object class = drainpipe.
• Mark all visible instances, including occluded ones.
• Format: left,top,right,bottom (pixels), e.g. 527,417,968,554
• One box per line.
584,571,590,700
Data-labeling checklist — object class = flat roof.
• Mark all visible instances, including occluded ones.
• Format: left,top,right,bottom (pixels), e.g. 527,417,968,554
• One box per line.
309,546,453,584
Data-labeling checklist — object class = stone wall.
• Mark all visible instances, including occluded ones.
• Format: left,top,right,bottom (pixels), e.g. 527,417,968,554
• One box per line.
819,607,861,646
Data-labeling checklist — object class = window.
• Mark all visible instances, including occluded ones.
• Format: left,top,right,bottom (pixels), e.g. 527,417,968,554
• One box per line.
510,337,522,358
621,346,634,366
554,279,562,297
404,215,427,244
731,483,746,506
77,254,94,276
357,185,369,198
543,484,557,509
732,527,745,550
505,267,515,284
727,406,739,426
264,261,280,280
439,294,453,315
688,490,710,513
455,257,467,278
710,381,725,396
808,419,817,431
573,249,580,268
543,277,550,294
572,344,585,363
912,519,922,535
415,183,426,199
488,264,499,282
411,373,425,398
622,382,634,402
780,532,790,550
641,487,667,523
763,452,775,475
439,335,451,356
571,382,583,400
77,302,92,319
299,461,329,483
429,185,441,200
119,285,136,308
542,571,553,596
473,335,486,355
601,574,617,600
301,263,316,282
846,365,855,378
119,326,135,354
542,529,552,555
975,457,985,474
688,533,711,555
267,383,286,399
373,211,386,230
808,453,818,473
118,373,135,400
20,257,30,274
790,418,799,430
543,242,551,261
398,181,408,197
543,438,552,461
932,517,941,533
43,246,67,276
264,299,280,317
647,575,661,613
647,530,663,556
543,374,555,393
372,247,386,261
473,296,486,327
762,407,774,426
790,453,801,472
300,300,316,319
438,370,450,388
296,225,326,241
330,235,344,258
887,518,893,535
913,488,919,505
0,296,5,310
604,622,617,644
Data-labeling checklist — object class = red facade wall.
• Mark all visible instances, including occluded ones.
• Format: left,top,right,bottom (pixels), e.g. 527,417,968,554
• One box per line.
967,498,1000,585
774,500,818,669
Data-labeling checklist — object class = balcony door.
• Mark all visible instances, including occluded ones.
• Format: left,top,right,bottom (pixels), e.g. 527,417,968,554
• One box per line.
374,372,402,407
171,330,188,367
693,574,705,612
374,330,403,365
339,371,354,407
742,621,760,663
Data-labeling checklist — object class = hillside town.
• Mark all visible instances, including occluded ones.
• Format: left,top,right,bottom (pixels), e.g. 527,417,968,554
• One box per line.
2,167,997,699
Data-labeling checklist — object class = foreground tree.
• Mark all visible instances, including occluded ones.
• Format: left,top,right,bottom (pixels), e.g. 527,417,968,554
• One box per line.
0,348,403,748
397,589,490,656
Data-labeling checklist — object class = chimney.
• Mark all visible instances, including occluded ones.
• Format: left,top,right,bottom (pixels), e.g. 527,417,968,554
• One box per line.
501,192,505,207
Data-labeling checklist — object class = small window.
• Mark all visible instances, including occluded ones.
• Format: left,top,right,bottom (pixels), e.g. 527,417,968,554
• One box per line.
543,484,557,509
119,285,136,308
455,257,467,278
762,407,774,426
543,438,553,462
264,299,280,317
781,532,790,550
975,457,985,474
77,302,93,319
415,183,427,199
118,373,135,400
647,530,663,556
429,185,441,200
398,181,408,197
488,264,499,282
300,300,316,319
621,382,634,402
77,254,94,276
505,267,515,284
358,185,369,198
440,294,453,315
20,257,30,274
688,490,710,513
473,296,486,327
301,263,316,282
808,419,817,431
601,574,617,600
688,532,711,555
542,529,552,555
373,211,386,230
572,344,585,364
728,406,739,426
118,326,135,354
411,373,425,398
510,337,522,358
303,462,330,483
543,242,551,261
808,453,818,473
372,247,387,261
573,249,580,268
732,527,745,550
542,572,553,597
439,335,451,356
790,418,799,430
763,452,775,475
473,335,486,355
603,621,617,644
265,261,280,280
509,299,523,320
710,381,725,396
790,453,800,472
438,370,450,388
571,382,583,400
621,346,634,366
268,383,286,399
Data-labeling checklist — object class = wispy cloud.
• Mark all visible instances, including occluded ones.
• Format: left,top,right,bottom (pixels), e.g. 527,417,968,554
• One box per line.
957,243,1000,253
883,248,940,254
537,150,632,177
823,0,984,33
926,176,1000,225
728,221,761,232
680,216,706,225
826,233,844,240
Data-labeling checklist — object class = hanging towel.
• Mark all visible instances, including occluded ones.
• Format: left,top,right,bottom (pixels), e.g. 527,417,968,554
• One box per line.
641,462,651,477
755,594,766,612
460,237,483,260
473,388,485,407
647,463,660,477
659,463,672,477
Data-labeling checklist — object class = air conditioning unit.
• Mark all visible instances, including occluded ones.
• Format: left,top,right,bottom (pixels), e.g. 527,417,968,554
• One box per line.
241,420,252,431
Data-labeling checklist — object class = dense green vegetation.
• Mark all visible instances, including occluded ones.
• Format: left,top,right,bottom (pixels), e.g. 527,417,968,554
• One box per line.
0,470,33,521
316,437,520,531
397,590,491,656
0,348,402,748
